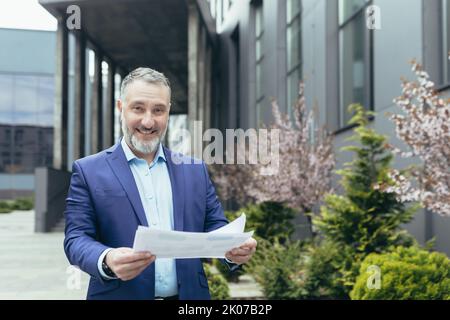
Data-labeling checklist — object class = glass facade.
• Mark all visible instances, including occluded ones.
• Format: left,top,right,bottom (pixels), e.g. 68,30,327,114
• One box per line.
339,0,371,128
0,73,54,197
286,0,302,115
0,73,54,173
255,1,264,127
443,0,450,85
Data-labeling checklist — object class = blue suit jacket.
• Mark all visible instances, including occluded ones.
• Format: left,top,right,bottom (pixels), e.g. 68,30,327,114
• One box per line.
64,142,229,300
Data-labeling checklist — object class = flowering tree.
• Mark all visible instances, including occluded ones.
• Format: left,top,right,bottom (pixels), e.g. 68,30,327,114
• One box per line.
210,83,335,216
384,57,450,216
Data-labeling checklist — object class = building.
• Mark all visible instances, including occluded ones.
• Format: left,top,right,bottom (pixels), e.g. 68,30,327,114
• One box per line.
215,0,450,255
0,28,56,199
37,0,450,255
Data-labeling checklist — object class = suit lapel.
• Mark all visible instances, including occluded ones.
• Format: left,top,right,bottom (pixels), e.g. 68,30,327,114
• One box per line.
164,147,185,232
105,142,149,227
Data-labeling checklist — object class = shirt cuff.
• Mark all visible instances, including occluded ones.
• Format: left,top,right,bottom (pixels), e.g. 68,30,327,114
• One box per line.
224,257,241,272
97,248,117,280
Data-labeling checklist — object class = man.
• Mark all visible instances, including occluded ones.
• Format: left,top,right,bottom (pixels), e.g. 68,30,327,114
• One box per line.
64,67,257,300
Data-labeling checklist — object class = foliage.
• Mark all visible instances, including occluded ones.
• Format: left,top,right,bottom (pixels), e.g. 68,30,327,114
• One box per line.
213,258,243,283
384,57,450,216
246,238,307,299
226,201,296,243
351,246,450,300
210,83,335,214
0,197,34,213
312,105,417,297
203,263,231,300
10,197,34,211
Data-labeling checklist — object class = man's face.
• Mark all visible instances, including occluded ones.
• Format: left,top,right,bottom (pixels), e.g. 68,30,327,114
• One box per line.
118,80,170,155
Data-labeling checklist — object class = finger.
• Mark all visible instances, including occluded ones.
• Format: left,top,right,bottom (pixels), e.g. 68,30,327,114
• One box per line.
240,239,257,249
120,263,152,280
115,251,153,264
116,255,155,272
230,247,253,256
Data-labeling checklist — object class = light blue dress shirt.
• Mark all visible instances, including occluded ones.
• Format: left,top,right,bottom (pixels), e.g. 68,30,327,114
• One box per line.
97,138,178,297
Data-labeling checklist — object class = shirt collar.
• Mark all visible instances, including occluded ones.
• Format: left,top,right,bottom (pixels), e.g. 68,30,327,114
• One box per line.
120,137,166,164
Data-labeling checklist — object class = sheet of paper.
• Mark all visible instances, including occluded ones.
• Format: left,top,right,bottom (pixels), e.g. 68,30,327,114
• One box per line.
209,213,246,234
132,214,253,259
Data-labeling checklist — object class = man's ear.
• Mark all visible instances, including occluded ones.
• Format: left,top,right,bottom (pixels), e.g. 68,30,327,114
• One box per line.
117,99,123,113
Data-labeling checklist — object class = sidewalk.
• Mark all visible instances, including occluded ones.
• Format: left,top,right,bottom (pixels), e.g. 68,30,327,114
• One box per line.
0,210,88,299
0,210,263,300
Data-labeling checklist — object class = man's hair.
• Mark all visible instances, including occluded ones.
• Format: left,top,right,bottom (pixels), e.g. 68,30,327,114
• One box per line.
120,67,171,102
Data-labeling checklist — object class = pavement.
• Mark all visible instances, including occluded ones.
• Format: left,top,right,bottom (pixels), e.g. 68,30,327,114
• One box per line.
0,210,263,300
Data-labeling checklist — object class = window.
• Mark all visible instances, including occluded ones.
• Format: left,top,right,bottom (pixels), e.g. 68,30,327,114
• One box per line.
0,73,54,174
114,73,122,143
339,0,372,128
286,0,302,115
254,1,264,127
443,0,450,85
208,0,217,19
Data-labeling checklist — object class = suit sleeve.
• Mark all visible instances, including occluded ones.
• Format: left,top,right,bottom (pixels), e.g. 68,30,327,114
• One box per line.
202,162,229,232
64,160,110,282
202,162,241,272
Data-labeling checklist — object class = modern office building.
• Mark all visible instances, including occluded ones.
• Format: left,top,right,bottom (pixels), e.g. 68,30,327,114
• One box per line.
37,0,450,254
0,28,56,199
214,0,450,254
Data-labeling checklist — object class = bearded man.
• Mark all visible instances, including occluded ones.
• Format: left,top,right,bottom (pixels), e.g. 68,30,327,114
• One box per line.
64,67,257,300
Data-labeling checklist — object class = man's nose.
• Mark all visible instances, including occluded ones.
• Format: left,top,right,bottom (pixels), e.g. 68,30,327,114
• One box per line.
141,112,155,128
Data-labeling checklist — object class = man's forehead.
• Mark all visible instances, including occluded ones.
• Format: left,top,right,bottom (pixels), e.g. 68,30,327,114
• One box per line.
124,81,170,102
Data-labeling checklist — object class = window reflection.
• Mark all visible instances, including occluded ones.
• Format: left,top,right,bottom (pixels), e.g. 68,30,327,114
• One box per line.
0,73,54,175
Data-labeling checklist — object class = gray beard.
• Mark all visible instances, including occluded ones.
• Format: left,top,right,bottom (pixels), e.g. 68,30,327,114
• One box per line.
121,113,167,155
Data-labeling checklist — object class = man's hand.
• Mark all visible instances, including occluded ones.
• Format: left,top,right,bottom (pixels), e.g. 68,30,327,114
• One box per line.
105,247,155,281
225,237,257,265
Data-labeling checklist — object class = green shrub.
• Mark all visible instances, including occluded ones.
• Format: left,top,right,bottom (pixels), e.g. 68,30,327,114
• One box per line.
247,238,307,299
204,263,231,300
312,105,417,296
299,240,358,299
219,202,296,283
226,201,296,244
11,197,34,211
351,246,450,300
213,258,243,283
0,200,12,214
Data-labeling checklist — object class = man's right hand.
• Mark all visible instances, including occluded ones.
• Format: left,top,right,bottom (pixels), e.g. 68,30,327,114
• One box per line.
105,247,156,281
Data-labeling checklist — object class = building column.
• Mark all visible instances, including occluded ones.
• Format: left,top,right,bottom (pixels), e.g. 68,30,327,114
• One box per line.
73,31,86,160
188,1,200,157
104,62,115,148
53,18,69,170
91,51,103,154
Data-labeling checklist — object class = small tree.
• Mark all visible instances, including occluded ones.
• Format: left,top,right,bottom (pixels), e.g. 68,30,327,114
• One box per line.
210,83,335,227
383,57,450,216
313,104,417,297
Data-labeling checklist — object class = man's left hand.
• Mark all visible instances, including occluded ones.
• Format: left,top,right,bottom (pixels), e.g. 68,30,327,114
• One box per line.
225,237,257,265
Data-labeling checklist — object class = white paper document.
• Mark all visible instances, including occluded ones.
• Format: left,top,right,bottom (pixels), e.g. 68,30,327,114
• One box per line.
133,214,253,259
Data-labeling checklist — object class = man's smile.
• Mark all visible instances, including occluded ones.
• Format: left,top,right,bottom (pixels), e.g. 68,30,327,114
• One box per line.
136,128,158,137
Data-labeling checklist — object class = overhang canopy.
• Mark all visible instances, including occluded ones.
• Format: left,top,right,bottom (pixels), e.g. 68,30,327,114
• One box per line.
40,0,194,114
